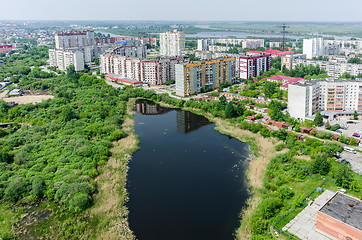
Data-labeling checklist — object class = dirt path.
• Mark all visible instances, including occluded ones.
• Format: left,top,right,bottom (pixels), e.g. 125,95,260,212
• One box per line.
3,95,54,104
89,101,138,240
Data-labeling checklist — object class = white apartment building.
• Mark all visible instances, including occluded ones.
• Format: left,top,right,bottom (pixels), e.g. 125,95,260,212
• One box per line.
160,30,185,57
324,39,362,54
100,54,188,85
49,49,84,71
55,30,95,49
197,38,264,51
303,38,340,59
288,79,362,119
288,81,320,120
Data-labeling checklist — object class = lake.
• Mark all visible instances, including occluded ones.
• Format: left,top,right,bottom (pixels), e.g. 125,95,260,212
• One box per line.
127,100,252,240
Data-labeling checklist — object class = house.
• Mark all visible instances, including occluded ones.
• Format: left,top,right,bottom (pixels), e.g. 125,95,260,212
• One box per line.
299,126,313,134
246,116,256,121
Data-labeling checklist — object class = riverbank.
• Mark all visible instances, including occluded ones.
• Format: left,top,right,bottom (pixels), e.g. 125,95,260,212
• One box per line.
89,99,138,240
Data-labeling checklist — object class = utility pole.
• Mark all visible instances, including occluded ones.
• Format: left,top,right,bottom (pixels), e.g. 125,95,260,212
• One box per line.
279,24,289,51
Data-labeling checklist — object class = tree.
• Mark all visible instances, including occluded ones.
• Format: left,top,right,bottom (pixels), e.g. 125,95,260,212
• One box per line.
350,180,360,192
325,121,331,130
353,110,358,120
333,164,353,188
314,111,323,126
225,102,236,118
263,81,278,98
92,57,99,65
347,57,361,64
311,154,331,175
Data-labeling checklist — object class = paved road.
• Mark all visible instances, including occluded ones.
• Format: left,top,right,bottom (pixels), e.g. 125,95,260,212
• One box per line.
105,79,124,89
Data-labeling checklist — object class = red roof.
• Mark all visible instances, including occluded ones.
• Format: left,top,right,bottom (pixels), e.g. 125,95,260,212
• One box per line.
268,75,305,89
247,49,294,56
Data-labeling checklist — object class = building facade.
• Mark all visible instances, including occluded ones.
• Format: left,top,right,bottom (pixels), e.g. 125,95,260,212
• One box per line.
175,57,236,97
303,38,340,59
288,79,362,119
49,49,84,71
288,81,320,120
239,54,271,80
55,30,95,49
281,54,307,70
160,30,185,57
100,54,188,85
0,45,12,53
197,38,264,52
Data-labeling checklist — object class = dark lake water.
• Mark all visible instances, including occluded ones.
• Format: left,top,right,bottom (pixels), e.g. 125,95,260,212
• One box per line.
127,100,251,240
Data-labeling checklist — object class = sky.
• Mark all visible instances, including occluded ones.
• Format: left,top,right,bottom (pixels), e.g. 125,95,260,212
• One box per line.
1,0,362,22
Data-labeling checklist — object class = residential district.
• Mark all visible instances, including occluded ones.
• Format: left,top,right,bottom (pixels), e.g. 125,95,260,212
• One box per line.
0,22,361,240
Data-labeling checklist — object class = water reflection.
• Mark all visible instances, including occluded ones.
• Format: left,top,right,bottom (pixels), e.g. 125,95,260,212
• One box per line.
176,110,212,134
133,100,171,115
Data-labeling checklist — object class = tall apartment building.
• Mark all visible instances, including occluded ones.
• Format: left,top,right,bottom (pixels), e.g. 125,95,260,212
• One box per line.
288,81,320,120
95,36,156,46
175,57,236,97
288,79,362,119
160,30,185,57
239,54,271,80
324,39,362,55
303,38,340,59
49,49,84,71
100,54,188,85
55,30,95,49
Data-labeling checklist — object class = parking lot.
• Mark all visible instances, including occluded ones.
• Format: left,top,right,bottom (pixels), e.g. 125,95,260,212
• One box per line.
340,151,362,175
326,119,362,138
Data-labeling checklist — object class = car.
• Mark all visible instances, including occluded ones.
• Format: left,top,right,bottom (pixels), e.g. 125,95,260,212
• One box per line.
335,129,342,133
352,133,360,138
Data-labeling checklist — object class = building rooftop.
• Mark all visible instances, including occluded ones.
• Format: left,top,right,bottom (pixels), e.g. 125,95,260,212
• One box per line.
319,192,362,231
105,73,142,83
247,49,294,56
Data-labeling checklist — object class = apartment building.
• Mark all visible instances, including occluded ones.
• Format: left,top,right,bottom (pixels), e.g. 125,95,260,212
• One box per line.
288,81,320,120
197,38,264,51
281,54,307,70
0,45,12,53
160,30,185,57
303,38,340,59
324,39,362,54
55,30,95,49
100,54,188,85
288,79,362,119
239,54,271,80
48,48,84,71
293,58,362,78
175,57,236,97
95,36,156,46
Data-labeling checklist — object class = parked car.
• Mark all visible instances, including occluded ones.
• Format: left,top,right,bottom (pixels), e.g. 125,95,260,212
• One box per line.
352,133,360,138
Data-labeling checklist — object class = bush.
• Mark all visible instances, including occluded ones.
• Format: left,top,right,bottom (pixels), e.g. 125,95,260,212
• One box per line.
4,178,28,201
277,185,294,199
69,193,92,212
250,214,268,234
257,197,283,219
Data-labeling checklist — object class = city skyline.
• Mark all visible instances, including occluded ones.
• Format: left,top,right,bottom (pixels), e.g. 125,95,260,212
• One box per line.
2,0,362,22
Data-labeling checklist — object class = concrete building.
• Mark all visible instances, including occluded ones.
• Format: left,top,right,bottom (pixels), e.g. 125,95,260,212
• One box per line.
239,54,271,80
95,36,156,46
160,30,185,57
197,38,264,51
288,79,362,119
0,45,12,53
317,192,362,240
104,73,143,87
288,81,320,120
292,58,362,78
49,48,84,71
100,54,188,85
269,42,281,48
303,38,340,59
55,30,95,49
325,39,362,55
281,54,307,70
175,57,236,97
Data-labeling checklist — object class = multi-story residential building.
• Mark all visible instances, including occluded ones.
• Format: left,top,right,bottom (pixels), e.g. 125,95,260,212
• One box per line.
288,79,362,119
48,49,84,71
196,38,264,51
95,36,156,46
303,38,340,59
288,81,320,120
324,39,362,55
269,42,282,48
292,58,362,78
208,45,240,53
160,30,185,57
281,54,307,70
175,57,236,97
55,30,95,49
0,45,12,53
239,54,271,80
100,54,188,85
